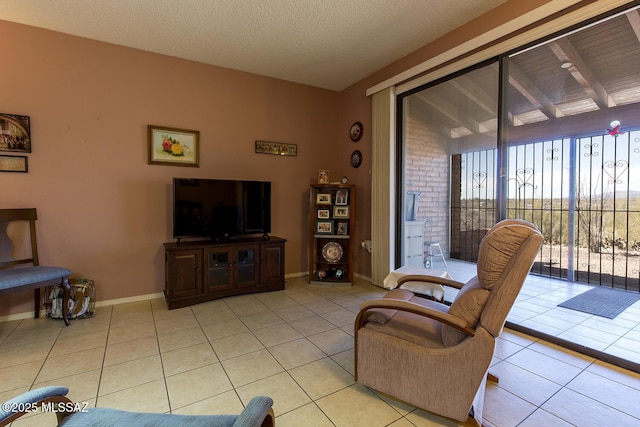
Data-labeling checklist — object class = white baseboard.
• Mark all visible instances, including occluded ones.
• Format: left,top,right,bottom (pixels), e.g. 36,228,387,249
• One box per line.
285,271,373,283
0,292,166,323
93,292,165,308
0,311,38,323
0,272,374,323
354,272,373,282
285,271,308,279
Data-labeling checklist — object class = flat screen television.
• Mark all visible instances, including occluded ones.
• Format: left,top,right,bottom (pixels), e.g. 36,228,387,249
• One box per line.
173,178,271,240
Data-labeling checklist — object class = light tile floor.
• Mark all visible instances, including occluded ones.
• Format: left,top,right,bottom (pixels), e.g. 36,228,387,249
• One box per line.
1,274,640,426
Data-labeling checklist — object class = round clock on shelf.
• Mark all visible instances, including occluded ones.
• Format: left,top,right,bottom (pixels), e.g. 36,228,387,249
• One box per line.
341,176,348,184
350,150,362,168
350,121,363,142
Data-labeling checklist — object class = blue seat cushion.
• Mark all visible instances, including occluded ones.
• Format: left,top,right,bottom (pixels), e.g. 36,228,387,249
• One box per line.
1,387,272,427
0,266,71,291
61,396,273,427
60,408,239,427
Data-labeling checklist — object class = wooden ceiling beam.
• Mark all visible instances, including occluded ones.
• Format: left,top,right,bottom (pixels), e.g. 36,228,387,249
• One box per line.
448,72,525,129
626,9,640,42
507,102,640,145
415,91,482,133
499,62,563,120
406,96,457,140
447,76,497,116
549,38,615,109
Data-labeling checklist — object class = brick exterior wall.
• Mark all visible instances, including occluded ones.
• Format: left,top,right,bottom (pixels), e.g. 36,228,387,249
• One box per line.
404,113,450,258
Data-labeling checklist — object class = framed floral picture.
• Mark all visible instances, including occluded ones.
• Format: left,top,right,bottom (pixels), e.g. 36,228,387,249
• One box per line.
148,125,199,167
0,113,31,153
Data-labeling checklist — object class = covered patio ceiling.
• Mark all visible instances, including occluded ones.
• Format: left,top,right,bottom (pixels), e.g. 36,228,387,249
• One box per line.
409,6,640,146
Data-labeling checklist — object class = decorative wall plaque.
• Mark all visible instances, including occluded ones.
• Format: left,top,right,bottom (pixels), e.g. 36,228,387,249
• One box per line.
255,140,297,156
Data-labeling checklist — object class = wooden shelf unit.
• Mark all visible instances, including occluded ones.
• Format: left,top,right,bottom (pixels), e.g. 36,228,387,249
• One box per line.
308,184,355,285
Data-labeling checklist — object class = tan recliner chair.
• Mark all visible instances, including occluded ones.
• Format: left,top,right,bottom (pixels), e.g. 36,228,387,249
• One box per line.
354,219,543,425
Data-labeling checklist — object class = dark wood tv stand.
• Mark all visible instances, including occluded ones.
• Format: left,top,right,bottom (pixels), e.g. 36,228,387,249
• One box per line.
163,236,286,309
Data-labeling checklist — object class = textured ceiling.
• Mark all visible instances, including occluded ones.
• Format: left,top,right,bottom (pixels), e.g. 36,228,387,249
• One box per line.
0,0,508,91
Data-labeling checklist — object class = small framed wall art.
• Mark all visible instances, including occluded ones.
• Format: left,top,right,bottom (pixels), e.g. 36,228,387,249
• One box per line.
255,140,297,156
0,113,31,153
148,125,199,167
0,155,28,173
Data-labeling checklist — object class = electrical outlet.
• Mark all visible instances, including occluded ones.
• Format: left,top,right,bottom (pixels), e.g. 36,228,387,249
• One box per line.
362,240,372,253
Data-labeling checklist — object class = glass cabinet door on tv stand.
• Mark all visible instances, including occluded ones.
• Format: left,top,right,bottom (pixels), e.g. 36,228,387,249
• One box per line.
234,245,259,288
308,184,355,285
205,248,232,291
204,244,259,292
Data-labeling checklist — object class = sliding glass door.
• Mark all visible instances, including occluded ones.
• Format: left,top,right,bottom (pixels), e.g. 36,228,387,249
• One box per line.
399,5,640,291
503,7,640,290
399,62,499,267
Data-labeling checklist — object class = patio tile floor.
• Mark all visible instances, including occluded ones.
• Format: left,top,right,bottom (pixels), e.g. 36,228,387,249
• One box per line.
441,260,640,368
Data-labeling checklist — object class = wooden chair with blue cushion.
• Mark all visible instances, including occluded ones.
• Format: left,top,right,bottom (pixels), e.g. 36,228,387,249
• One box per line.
0,208,72,326
0,386,275,427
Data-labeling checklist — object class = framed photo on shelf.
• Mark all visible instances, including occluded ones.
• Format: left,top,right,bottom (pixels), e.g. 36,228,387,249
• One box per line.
335,189,349,205
316,220,333,234
316,193,332,205
333,206,350,218
336,221,348,235
148,125,200,167
317,209,330,219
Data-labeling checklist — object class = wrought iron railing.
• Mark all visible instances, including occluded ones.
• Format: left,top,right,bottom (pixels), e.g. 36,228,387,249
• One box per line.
452,131,640,291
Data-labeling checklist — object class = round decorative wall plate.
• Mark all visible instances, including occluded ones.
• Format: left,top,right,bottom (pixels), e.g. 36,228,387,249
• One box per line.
322,241,343,263
351,150,362,168
350,122,363,142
